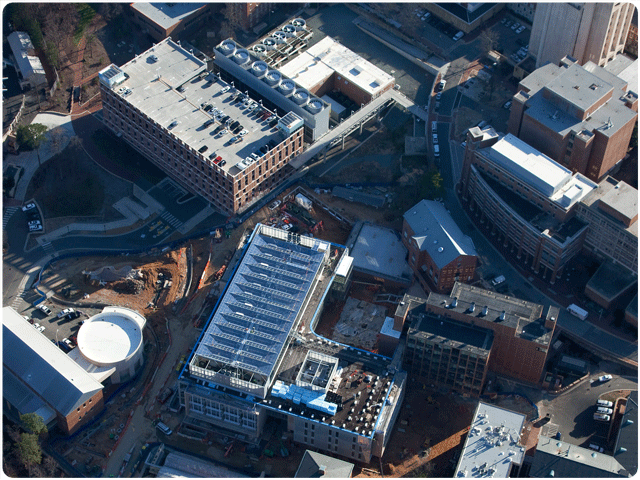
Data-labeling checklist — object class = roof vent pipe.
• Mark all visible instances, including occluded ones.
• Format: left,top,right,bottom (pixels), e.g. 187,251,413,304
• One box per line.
451,297,458,308
468,302,475,313
500,311,506,320
482,305,489,316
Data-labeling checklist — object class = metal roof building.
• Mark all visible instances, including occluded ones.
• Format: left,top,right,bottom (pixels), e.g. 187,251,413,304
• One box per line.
6,31,46,89
531,435,630,477
403,200,477,270
190,225,330,398
2,307,104,433
295,450,354,477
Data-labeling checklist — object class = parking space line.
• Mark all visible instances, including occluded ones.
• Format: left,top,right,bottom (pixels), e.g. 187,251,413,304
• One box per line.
3,206,20,228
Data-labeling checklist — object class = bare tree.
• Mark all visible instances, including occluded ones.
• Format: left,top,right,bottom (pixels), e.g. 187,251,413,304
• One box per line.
479,28,500,58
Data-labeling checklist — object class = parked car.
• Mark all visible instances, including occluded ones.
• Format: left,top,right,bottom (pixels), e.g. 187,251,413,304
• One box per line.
597,407,613,415
155,421,172,435
589,444,604,453
516,25,526,34
220,86,230,94
36,304,52,315
33,323,45,333
22,203,36,212
62,338,74,349
491,275,506,287
597,399,613,408
269,200,282,210
438,79,447,91
593,413,611,422
503,101,512,109
57,308,75,319
599,374,613,382
29,224,43,232
511,22,520,30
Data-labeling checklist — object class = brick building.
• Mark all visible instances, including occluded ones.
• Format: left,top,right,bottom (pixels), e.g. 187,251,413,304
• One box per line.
529,3,635,68
576,176,638,275
459,129,597,284
508,56,638,182
625,7,638,58
279,36,395,107
402,298,494,396
225,3,274,30
402,199,478,293
130,3,211,42
99,38,304,215
421,283,559,385
3,307,104,435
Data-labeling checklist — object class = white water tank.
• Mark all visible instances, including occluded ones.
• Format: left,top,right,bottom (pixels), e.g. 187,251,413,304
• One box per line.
292,88,310,105
219,39,237,56
278,79,295,96
251,61,268,77
233,48,250,65
306,99,324,114
264,70,282,87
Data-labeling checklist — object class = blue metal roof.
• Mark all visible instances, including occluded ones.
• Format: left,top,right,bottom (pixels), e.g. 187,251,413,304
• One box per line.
195,229,327,377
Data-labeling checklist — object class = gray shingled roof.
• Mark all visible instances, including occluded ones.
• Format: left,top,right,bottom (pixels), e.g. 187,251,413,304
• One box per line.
295,450,354,478
3,307,103,417
614,391,638,476
404,200,477,269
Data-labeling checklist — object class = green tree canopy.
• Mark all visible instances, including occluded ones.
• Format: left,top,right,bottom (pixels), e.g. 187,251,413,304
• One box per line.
15,433,42,474
16,124,48,151
20,413,47,436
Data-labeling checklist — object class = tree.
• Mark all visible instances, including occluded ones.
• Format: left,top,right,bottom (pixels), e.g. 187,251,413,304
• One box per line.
479,28,500,59
16,123,48,166
20,413,47,437
15,433,42,476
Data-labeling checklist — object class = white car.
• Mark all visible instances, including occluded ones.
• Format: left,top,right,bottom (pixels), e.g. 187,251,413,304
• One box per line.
57,308,75,319
28,220,41,226
503,101,512,109
29,224,43,232
511,22,520,30
37,304,52,315
269,200,282,210
22,203,36,212
220,86,230,93
438,79,446,91
62,338,74,349
239,129,248,136
599,374,613,382
33,323,45,333
516,25,526,34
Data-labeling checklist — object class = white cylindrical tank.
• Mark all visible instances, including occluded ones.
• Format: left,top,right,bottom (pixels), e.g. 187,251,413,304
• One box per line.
305,98,324,114
76,306,146,384
292,88,310,105
278,79,295,96
219,39,237,56
233,49,250,65
251,61,268,77
263,70,282,87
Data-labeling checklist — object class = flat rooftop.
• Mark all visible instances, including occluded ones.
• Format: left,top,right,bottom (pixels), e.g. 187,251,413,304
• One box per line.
585,261,638,302
349,224,412,284
580,176,638,237
426,283,555,346
455,402,526,478
279,36,394,96
193,225,329,380
408,309,494,357
106,38,287,176
130,3,207,30
485,134,597,203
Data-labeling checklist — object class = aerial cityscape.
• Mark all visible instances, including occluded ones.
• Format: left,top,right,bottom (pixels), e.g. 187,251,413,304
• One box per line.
2,2,637,478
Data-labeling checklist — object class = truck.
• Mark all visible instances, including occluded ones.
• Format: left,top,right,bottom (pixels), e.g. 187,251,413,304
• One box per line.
567,304,588,321
295,193,313,211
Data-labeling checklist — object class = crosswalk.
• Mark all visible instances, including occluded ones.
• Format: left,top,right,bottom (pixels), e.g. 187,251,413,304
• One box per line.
10,290,27,310
160,211,183,229
3,207,19,229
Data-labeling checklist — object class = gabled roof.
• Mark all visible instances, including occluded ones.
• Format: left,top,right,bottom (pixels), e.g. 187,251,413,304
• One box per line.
2,307,103,417
295,450,354,478
7,31,45,80
404,200,477,269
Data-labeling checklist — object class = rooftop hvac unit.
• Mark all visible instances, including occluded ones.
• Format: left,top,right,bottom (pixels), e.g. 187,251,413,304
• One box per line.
305,99,323,114
263,37,277,51
252,44,267,56
273,31,286,44
251,61,268,77
292,88,310,105
292,18,306,30
278,79,295,96
233,49,250,65
264,70,282,87
283,24,297,36
220,39,237,56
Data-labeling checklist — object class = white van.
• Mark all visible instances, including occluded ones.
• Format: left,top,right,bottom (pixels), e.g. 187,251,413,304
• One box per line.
597,399,613,408
155,421,172,435
453,31,465,41
434,144,440,157
567,304,588,320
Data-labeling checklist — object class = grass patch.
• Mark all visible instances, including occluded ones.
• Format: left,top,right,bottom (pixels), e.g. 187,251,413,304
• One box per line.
91,129,166,185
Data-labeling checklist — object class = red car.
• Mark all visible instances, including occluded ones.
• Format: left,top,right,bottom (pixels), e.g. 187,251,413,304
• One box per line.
214,156,222,164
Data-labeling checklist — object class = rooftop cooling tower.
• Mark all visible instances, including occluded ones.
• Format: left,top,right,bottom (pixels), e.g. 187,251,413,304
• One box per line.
251,61,268,77
292,88,310,106
263,37,277,50
252,44,267,56
264,70,282,87
219,39,237,56
305,98,324,114
273,31,286,44
233,49,250,65
292,18,306,31
278,79,295,96
283,24,297,36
